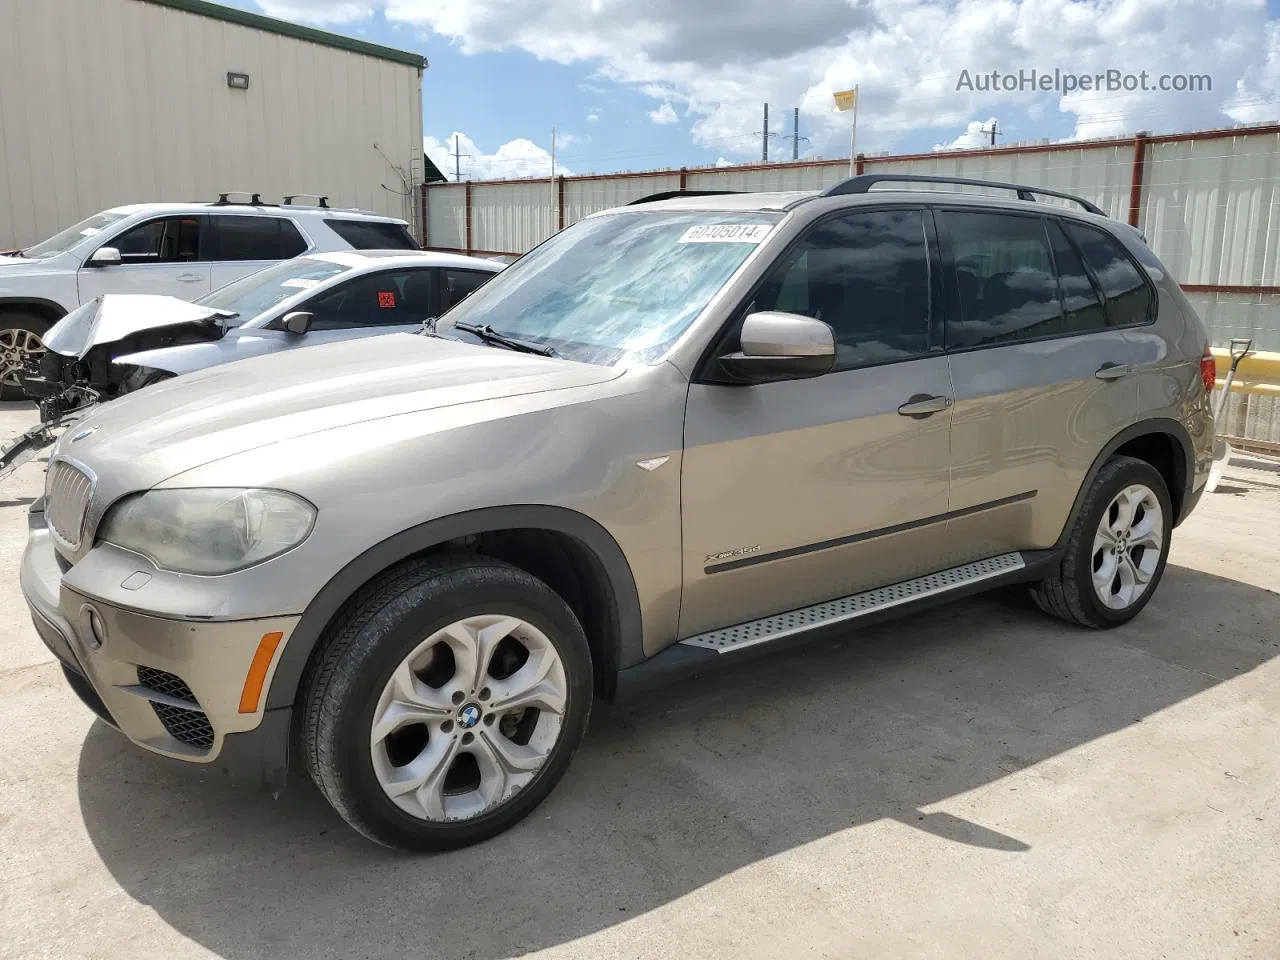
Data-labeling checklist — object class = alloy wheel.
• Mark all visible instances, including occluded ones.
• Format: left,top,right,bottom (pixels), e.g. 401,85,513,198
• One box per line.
0,327,44,390
1091,483,1164,610
369,614,568,822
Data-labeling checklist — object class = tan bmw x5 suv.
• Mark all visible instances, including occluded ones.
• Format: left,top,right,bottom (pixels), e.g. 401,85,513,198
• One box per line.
22,174,1215,850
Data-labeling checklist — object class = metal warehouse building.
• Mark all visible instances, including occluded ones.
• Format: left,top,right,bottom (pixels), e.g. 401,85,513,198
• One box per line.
0,0,427,249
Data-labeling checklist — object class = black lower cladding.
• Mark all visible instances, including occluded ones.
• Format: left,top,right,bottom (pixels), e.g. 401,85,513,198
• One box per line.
61,663,118,728
136,666,216,751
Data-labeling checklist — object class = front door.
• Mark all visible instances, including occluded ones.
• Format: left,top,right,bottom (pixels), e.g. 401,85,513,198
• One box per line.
77,216,212,300
679,207,955,638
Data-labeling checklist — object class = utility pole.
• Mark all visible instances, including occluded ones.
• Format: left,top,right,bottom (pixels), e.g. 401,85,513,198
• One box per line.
550,127,557,236
983,119,1000,146
785,107,809,160
762,103,770,163
452,135,471,182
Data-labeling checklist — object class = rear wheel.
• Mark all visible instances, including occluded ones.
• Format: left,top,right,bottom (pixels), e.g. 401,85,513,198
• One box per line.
1031,455,1172,628
0,311,50,401
301,556,593,851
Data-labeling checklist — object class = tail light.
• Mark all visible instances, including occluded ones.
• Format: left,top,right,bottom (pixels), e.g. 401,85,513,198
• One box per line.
1200,345,1216,394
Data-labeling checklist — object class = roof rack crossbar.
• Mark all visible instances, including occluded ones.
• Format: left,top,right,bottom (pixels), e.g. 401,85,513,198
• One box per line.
821,174,1106,216
213,191,276,207
627,189,742,205
284,194,331,208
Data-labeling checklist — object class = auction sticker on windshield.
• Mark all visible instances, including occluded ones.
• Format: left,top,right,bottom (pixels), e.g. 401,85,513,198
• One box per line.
281,278,321,289
676,224,773,244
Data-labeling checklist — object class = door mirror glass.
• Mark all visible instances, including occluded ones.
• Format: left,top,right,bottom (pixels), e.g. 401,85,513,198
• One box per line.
282,311,313,335
719,311,836,383
88,246,122,267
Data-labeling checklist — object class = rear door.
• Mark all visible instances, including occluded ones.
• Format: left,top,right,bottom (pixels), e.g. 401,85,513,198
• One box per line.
77,215,212,300
208,215,309,290
679,207,956,637
939,209,1147,559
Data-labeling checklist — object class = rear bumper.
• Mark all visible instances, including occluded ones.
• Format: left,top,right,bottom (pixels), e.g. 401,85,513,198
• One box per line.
21,506,297,792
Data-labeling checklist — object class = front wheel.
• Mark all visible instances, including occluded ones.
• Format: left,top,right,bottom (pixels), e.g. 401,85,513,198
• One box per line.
0,311,50,401
301,556,593,851
1031,455,1172,628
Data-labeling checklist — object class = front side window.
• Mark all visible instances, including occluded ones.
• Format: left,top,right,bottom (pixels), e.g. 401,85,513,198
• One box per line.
304,269,437,330
111,216,203,263
751,209,932,369
943,211,1062,348
24,212,128,259
1062,222,1153,327
198,257,350,320
438,211,781,366
212,216,308,261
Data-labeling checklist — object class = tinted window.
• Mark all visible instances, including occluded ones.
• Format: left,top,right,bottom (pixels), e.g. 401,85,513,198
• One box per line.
198,257,350,319
1063,222,1153,327
304,269,435,330
213,216,307,261
753,209,931,369
441,269,493,310
1047,221,1108,334
943,211,1061,348
111,217,203,263
325,219,419,250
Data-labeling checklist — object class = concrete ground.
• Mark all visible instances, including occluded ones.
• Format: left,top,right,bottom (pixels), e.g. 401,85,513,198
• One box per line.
0,400,1278,960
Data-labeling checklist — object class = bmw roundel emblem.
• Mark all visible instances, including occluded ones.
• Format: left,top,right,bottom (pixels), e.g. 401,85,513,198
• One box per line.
457,704,482,729
70,425,99,443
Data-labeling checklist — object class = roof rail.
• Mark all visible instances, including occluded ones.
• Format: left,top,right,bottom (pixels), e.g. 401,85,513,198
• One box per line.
627,190,741,205
821,174,1107,216
284,194,330,208
213,191,276,207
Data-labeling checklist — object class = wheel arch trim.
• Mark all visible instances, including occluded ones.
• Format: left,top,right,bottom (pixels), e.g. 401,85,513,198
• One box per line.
265,505,643,710
1056,418,1195,551
0,297,69,324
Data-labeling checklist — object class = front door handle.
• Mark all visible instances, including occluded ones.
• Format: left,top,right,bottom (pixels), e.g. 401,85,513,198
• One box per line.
898,394,954,419
176,273,203,283
1094,362,1133,381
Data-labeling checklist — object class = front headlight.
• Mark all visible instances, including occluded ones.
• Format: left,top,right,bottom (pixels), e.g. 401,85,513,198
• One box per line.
98,488,316,575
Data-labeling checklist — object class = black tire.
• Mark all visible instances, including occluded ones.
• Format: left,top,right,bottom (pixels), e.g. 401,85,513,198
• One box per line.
0,310,51,401
1031,455,1173,628
300,555,593,851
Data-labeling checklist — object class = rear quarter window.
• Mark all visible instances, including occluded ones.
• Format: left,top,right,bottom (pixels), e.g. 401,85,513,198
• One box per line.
325,219,420,251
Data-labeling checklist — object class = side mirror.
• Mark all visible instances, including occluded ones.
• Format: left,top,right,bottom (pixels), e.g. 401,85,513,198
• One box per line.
281,311,313,335
88,246,122,267
719,311,836,384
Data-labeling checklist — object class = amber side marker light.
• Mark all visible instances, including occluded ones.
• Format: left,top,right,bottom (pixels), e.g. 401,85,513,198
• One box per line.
239,631,285,714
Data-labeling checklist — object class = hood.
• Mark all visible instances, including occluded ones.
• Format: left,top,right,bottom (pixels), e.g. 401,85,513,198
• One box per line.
0,254,27,266
61,332,621,487
43,295,230,358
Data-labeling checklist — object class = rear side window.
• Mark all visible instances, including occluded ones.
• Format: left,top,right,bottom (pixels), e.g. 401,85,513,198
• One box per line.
1047,221,1108,334
1062,222,1153,327
942,211,1062,348
324,219,420,250
212,216,307,261
441,269,493,310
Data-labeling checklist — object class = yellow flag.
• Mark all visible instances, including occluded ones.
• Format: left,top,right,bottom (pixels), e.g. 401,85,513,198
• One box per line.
832,89,857,112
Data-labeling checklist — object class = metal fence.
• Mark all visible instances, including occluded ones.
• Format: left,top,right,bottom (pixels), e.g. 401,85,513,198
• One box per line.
422,123,1280,442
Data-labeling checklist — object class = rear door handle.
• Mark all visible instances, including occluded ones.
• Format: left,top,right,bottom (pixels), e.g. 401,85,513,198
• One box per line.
1094,362,1133,381
897,394,954,419
176,273,203,283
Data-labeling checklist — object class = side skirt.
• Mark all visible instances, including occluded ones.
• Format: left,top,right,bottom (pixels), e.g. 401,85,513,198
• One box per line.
612,549,1060,700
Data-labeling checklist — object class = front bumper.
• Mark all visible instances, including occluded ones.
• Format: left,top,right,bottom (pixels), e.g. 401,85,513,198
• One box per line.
21,506,299,791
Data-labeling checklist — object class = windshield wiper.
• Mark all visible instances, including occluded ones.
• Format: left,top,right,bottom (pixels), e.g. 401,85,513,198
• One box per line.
452,321,557,357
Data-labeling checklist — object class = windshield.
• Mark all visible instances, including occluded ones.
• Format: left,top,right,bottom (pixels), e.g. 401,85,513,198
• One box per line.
439,210,781,365
23,212,128,259
198,257,351,320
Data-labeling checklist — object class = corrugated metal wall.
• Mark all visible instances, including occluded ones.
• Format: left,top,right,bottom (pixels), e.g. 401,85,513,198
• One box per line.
564,175,681,227
0,0,424,248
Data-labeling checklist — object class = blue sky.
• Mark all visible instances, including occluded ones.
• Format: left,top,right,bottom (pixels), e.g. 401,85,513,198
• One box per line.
230,0,1280,180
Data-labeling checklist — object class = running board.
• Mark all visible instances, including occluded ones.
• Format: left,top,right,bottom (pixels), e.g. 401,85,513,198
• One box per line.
680,552,1026,654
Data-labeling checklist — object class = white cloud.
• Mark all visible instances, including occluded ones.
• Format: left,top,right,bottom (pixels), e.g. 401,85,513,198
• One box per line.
935,117,999,151
587,109,601,123
648,102,679,125
714,156,735,168
274,0,1280,160
424,132,574,181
